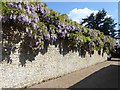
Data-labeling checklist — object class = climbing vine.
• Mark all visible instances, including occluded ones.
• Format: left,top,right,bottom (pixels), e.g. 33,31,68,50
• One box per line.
0,1,115,65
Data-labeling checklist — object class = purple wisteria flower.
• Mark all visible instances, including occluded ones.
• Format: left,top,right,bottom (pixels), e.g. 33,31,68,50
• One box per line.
18,3,22,9
51,35,57,43
13,15,17,20
37,38,41,42
58,29,62,34
36,4,41,10
49,28,55,33
35,41,39,46
26,27,29,33
9,3,14,8
44,33,50,40
30,30,33,34
27,9,31,15
89,41,95,47
10,14,13,19
2,16,8,23
25,1,29,6
31,22,37,30
38,30,42,35
60,32,66,38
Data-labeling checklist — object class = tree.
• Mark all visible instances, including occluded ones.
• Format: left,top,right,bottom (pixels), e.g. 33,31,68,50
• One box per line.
81,9,117,35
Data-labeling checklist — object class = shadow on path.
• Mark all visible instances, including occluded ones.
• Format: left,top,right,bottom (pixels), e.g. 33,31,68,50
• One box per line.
69,65,120,88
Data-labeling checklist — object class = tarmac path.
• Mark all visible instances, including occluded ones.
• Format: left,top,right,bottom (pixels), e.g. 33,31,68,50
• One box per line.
29,58,120,88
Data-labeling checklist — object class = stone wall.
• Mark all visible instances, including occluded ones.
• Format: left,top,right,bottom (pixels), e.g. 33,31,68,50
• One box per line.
0,45,107,89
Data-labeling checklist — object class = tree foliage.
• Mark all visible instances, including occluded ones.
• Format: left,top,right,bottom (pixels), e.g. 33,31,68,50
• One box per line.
81,9,117,35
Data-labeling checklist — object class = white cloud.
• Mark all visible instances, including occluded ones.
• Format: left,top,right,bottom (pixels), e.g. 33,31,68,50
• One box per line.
68,8,98,23
68,8,112,24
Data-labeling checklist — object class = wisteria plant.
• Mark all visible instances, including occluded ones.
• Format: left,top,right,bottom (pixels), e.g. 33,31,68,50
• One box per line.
0,1,115,65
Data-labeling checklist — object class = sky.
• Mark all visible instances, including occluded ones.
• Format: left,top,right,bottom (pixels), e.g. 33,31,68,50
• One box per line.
45,2,118,30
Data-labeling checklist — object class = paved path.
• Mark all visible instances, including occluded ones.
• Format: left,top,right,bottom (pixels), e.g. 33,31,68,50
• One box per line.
29,58,119,88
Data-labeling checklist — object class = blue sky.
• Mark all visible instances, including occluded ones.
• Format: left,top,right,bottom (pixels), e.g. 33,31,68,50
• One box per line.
45,2,118,29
